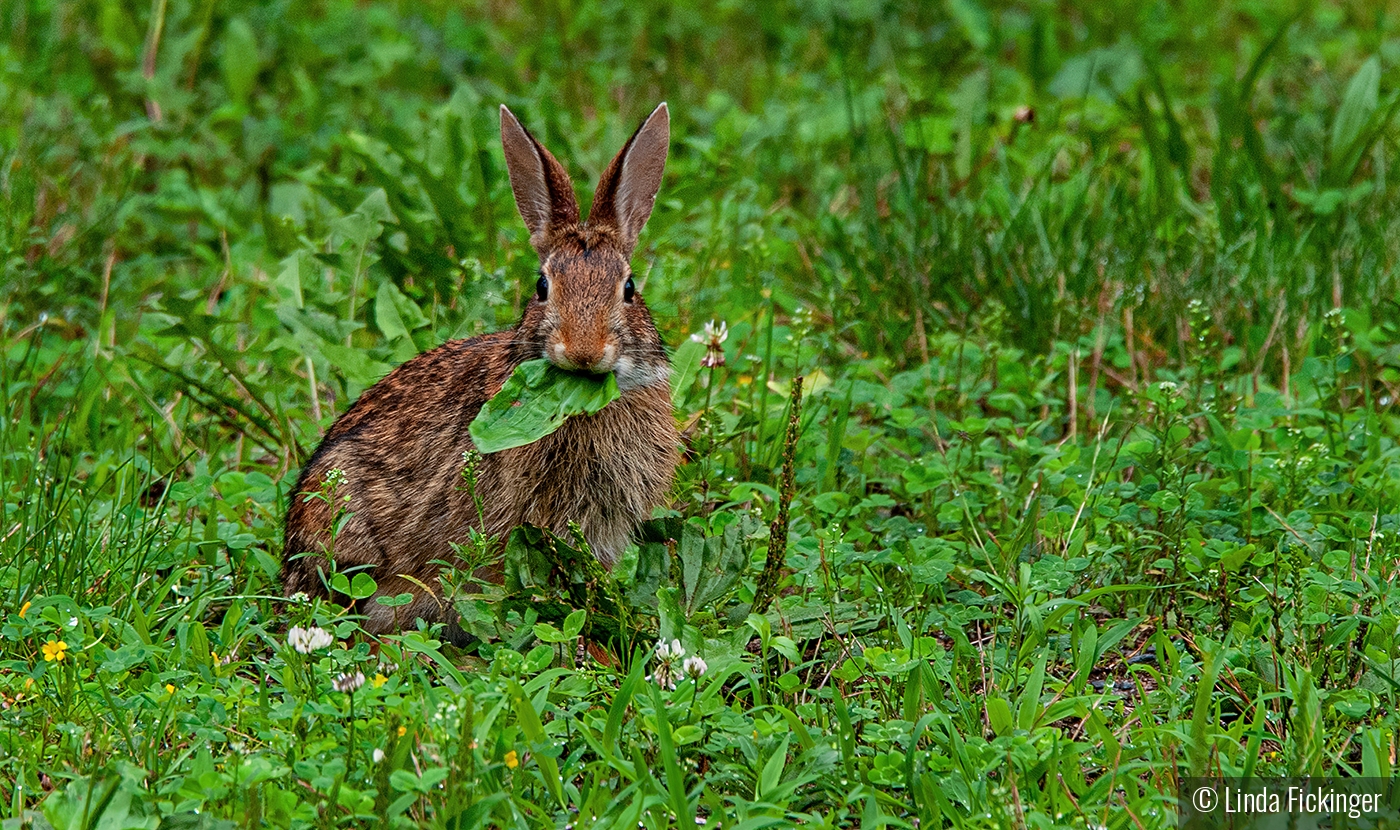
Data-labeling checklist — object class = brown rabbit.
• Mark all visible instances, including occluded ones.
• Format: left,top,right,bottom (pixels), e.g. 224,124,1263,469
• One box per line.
281,103,680,640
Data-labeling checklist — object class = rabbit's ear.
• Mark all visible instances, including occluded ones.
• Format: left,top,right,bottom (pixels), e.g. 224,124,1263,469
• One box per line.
501,105,580,248
587,102,669,254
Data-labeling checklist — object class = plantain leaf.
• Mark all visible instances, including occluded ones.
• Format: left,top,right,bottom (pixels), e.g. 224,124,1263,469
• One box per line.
470,359,621,454
669,338,705,407
1332,55,1380,165
221,18,259,107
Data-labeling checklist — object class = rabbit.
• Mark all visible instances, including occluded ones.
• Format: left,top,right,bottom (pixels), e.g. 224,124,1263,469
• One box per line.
281,103,680,641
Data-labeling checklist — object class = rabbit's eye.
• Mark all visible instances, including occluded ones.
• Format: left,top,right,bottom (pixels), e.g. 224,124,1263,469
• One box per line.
536,275,549,302
623,277,635,303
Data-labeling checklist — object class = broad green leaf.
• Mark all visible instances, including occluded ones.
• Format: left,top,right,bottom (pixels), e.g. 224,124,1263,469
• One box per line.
756,734,790,798
532,621,567,643
1016,652,1047,730
381,279,430,334
657,586,684,643
41,776,158,830
946,0,991,51
1332,56,1380,161
985,696,1013,736
469,359,622,454
374,281,413,343
678,518,756,616
275,252,305,308
221,19,259,107
373,281,425,361
561,608,586,638
319,342,392,389
669,338,705,406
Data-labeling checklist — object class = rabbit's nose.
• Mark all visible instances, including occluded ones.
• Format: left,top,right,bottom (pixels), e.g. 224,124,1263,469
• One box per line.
554,340,617,372
554,340,601,371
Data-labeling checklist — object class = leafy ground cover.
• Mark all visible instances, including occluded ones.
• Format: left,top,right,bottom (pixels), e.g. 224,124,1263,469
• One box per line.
6,0,1400,826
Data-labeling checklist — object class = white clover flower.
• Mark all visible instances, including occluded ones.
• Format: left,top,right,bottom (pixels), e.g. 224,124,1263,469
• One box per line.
649,639,685,690
691,320,728,346
683,655,708,680
287,625,334,654
649,668,677,691
333,671,365,693
691,320,729,368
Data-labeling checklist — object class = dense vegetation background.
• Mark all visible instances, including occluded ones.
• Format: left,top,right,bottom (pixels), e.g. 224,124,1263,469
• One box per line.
5,0,1400,826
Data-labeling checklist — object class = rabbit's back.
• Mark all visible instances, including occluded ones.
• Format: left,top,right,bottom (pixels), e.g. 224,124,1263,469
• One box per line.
282,333,514,606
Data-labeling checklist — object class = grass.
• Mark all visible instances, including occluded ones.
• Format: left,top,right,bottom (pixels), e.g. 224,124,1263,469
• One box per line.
5,0,1400,826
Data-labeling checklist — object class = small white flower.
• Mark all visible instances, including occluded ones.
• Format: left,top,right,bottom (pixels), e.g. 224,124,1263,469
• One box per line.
690,320,728,346
372,748,385,763
333,671,365,693
287,625,335,654
649,639,686,690
288,592,310,604
682,655,708,680
691,320,729,368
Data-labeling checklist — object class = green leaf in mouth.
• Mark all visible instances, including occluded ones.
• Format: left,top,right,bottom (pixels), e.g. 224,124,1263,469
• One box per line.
469,359,623,454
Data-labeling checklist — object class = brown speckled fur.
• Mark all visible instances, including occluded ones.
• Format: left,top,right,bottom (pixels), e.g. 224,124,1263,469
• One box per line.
282,104,680,640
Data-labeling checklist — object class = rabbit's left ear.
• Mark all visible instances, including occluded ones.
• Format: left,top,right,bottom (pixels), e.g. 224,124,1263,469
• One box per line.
501,105,580,250
587,102,669,255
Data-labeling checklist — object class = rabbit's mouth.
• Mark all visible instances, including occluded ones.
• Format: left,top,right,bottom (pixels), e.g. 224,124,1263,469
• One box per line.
547,340,619,374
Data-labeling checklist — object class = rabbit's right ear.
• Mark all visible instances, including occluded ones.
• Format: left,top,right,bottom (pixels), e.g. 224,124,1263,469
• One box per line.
587,102,669,255
501,105,580,249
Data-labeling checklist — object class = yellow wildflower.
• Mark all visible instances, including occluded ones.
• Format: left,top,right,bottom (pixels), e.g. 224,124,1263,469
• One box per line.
504,750,519,769
372,673,387,688
19,601,31,618
41,640,68,662
165,684,176,695
397,725,407,737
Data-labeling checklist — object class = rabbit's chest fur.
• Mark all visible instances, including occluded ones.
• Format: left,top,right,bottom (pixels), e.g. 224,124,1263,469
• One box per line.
477,383,677,565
